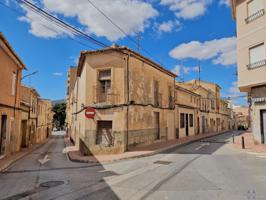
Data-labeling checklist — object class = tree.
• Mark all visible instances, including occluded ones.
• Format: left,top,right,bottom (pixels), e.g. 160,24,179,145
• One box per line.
52,102,66,129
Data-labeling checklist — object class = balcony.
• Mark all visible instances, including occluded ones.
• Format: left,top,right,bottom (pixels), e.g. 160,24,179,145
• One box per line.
247,59,266,70
93,85,119,105
245,9,265,24
154,92,162,107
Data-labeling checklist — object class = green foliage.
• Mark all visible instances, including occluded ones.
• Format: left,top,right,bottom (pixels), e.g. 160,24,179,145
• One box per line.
52,102,66,128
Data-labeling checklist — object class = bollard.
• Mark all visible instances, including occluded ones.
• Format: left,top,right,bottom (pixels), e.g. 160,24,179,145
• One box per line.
242,136,245,149
232,134,235,144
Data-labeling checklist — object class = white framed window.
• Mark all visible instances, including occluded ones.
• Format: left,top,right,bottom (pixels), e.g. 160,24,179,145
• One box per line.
249,43,266,67
248,0,263,16
11,72,16,96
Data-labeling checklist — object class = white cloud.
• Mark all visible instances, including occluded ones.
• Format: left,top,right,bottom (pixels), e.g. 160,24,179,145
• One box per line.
171,65,181,75
160,0,213,20
158,20,181,33
19,0,157,41
52,72,63,76
219,0,230,6
19,5,68,39
169,37,237,66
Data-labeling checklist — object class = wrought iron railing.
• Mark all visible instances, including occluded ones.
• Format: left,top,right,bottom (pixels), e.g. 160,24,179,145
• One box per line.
154,92,162,107
247,59,266,69
93,85,117,104
245,9,265,23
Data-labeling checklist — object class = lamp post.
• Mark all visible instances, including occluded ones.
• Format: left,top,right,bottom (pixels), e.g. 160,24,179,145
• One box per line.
21,71,38,81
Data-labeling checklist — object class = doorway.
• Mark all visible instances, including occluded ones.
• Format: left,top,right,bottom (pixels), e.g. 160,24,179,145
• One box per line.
0,115,7,155
197,117,200,135
202,116,205,134
261,110,266,144
185,114,189,136
96,121,113,146
154,112,160,140
21,120,28,148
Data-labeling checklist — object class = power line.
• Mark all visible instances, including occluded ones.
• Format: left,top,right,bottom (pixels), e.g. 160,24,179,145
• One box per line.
86,0,165,66
17,0,109,48
0,1,97,51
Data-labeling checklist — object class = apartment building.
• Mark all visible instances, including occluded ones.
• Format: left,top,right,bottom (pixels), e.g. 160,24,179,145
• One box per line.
231,0,266,144
70,45,176,155
20,85,39,147
0,32,26,156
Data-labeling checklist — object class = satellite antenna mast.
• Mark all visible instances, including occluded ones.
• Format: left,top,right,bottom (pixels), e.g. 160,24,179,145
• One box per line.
136,33,142,51
198,60,201,84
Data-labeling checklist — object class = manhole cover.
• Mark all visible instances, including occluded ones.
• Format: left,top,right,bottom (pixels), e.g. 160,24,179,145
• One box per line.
40,181,64,188
154,161,172,165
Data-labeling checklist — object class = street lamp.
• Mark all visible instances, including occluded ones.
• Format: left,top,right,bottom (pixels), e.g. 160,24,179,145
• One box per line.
21,71,38,81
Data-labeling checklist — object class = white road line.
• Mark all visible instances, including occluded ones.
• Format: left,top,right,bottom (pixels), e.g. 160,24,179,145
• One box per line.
38,154,50,165
195,143,210,151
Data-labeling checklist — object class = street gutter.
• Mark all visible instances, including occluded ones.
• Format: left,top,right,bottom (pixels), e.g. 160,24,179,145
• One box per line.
66,131,232,164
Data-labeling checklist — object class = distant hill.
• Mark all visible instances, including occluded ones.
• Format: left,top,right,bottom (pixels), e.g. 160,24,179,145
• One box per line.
52,99,66,106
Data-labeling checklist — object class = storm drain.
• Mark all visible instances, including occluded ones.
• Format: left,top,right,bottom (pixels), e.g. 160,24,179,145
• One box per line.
39,181,65,188
154,161,172,165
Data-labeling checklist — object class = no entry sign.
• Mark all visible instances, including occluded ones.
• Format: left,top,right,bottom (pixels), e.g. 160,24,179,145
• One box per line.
85,107,96,119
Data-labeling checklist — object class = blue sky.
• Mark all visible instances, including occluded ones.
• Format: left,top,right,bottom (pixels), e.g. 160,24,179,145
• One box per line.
0,0,246,105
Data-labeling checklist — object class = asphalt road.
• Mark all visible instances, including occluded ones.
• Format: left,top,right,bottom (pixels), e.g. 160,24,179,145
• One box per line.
0,131,266,200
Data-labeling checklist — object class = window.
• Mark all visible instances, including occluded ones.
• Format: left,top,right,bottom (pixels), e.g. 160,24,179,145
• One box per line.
211,100,215,109
248,0,263,17
168,86,174,108
189,114,193,127
96,121,113,146
98,70,111,102
249,43,265,67
154,80,160,106
180,113,185,128
11,72,16,96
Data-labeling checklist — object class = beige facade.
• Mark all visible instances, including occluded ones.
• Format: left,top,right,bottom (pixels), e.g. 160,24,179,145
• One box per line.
231,0,266,144
66,66,77,139
177,80,235,134
36,99,53,143
175,85,200,138
66,46,236,155
70,46,176,155
20,85,39,147
234,106,250,128
0,32,26,156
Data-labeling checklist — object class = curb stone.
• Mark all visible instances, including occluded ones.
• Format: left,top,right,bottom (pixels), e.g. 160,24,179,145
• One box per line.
66,131,231,164
0,138,49,172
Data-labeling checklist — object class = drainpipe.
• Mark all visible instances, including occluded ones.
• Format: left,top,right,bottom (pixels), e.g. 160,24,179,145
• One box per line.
126,54,130,151
13,69,19,118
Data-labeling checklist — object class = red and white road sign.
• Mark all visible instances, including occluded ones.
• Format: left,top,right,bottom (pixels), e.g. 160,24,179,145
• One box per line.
85,107,96,119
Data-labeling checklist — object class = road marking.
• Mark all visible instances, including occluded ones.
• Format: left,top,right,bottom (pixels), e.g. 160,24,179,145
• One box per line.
247,152,266,157
38,154,50,165
256,155,266,159
195,143,210,151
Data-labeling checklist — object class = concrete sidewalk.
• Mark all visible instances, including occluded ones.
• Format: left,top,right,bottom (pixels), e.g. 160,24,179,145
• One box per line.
230,131,266,154
65,131,230,164
0,139,48,172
